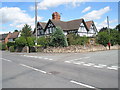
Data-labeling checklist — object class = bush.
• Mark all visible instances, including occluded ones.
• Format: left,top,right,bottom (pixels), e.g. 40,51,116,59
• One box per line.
50,27,68,47
67,34,88,45
67,33,77,45
9,46,15,52
26,37,35,47
15,37,27,47
37,36,50,48
7,42,15,48
0,43,6,50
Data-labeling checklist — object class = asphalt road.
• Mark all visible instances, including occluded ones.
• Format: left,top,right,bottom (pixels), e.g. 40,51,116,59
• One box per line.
1,50,119,89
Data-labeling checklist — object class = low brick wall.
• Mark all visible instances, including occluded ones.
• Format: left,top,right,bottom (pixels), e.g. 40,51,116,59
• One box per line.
43,45,119,53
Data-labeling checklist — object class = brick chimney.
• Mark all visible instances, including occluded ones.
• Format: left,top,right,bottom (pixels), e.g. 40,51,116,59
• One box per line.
52,12,61,20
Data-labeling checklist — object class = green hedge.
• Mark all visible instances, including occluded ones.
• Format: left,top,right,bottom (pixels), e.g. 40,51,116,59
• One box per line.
9,46,15,52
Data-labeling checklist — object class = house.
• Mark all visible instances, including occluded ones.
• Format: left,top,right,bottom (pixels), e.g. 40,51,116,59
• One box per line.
8,32,20,42
85,21,98,37
0,33,8,43
33,22,47,37
0,32,13,43
34,12,98,37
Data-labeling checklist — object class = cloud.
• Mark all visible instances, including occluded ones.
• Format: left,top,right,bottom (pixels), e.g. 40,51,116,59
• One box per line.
0,7,43,30
82,6,91,13
95,19,118,31
30,0,90,10
82,6,110,20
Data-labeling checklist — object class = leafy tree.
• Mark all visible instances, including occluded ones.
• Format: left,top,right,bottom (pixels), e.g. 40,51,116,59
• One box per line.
96,31,110,47
50,27,68,47
14,30,18,32
99,27,108,32
21,24,32,38
115,24,120,31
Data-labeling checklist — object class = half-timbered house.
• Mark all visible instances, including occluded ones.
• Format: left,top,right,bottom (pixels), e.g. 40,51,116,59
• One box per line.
34,12,98,37
33,22,46,37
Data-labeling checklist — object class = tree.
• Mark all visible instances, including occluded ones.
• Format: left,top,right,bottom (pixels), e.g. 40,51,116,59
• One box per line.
115,24,120,31
96,31,110,47
21,24,32,38
20,24,33,53
14,30,18,32
50,27,68,47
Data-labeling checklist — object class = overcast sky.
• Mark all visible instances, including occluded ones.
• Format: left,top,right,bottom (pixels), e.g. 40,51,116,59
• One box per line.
1,0,119,34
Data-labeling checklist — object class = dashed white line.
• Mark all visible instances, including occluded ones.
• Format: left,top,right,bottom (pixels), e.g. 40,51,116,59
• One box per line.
107,67,118,70
84,57,90,59
49,59,53,60
73,62,82,65
22,55,54,61
64,61,71,63
93,65,104,68
2,58,12,62
70,80,96,89
83,63,92,66
44,58,48,60
19,64,47,73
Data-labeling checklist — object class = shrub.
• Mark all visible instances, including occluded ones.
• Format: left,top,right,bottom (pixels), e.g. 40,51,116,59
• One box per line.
0,43,6,50
7,42,15,48
67,33,77,45
15,37,27,47
9,46,15,52
50,27,68,47
26,37,35,47
37,36,50,48
67,34,88,45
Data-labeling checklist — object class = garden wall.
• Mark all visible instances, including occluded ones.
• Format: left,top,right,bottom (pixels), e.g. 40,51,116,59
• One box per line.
43,45,119,53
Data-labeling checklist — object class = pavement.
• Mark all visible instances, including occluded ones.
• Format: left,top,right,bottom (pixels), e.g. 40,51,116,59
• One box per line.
1,50,119,89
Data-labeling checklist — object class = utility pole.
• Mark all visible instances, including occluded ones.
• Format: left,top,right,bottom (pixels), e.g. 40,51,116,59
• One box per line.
35,0,38,45
107,16,110,43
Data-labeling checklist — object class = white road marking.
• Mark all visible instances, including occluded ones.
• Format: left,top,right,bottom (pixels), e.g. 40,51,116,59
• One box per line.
19,64,47,73
2,58,12,62
70,80,95,89
22,55,54,61
73,62,82,65
49,59,53,60
93,65,104,68
84,57,90,59
98,64,107,67
65,59,118,71
83,63,92,66
107,67,118,70
44,58,48,60
64,61,71,63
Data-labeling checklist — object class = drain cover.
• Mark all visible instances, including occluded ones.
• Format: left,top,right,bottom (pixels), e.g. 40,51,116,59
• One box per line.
49,71,60,75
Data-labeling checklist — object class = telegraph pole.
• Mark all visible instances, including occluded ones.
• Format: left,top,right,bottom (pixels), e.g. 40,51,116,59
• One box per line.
107,16,110,43
35,0,38,45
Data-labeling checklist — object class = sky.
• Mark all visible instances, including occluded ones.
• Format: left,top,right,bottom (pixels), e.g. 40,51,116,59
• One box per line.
0,0,119,34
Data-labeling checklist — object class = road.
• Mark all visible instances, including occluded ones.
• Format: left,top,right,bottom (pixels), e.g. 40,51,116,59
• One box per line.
1,50,119,89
